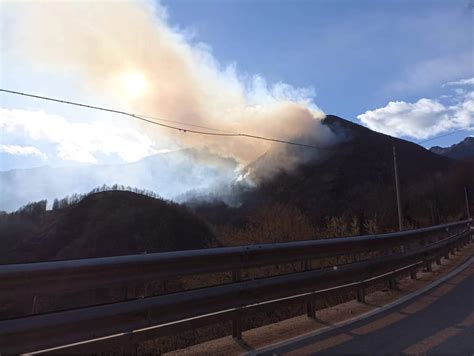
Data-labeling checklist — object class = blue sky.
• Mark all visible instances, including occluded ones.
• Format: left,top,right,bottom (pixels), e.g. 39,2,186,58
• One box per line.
0,0,473,172
162,0,473,144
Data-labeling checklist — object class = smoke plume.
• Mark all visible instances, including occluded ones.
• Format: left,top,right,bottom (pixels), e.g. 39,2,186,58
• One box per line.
4,0,335,179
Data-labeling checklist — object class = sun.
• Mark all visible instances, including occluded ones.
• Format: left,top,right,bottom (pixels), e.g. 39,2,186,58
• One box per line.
120,70,148,99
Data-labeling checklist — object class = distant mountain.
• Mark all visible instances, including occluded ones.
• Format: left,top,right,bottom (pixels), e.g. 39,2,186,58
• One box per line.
193,115,474,230
430,137,474,160
0,190,216,263
0,148,238,212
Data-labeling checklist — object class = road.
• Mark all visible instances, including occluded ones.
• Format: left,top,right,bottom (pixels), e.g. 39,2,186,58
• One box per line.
255,260,474,355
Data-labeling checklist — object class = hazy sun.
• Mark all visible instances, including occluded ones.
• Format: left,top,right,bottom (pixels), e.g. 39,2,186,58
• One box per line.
120,71,148,99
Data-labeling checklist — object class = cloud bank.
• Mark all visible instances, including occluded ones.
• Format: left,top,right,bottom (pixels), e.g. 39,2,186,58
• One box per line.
358,79,474,140
0,144,47,160
0,108,160,164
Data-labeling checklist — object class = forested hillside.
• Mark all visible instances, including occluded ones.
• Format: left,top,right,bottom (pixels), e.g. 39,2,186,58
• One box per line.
0,188,216,264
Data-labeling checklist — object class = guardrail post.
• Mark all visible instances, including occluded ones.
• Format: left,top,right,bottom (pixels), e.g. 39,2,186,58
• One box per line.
232,270,242,340
444,249,450,259
306,296,316,319
410,269,417,279
357,287,365,303
233,311,243,340
305,260,316,319
425,261,433,272
436,257,441,265
389,277,397,289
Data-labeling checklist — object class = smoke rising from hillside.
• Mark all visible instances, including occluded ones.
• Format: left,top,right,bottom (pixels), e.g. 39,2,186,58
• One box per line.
5,0,335,178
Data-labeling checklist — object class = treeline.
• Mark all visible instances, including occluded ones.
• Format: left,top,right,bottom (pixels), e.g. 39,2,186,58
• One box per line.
0,184,161,214
51,184,162,210
0,185,163,221
0,200,49,225
0,185,163,227
215,198,466,248
216,202,384,247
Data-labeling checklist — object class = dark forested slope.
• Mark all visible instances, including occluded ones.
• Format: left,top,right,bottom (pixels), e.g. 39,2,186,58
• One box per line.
0,190,216,263
194,115,474,231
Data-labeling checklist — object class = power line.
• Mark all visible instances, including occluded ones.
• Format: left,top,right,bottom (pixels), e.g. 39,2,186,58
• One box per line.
0,89,233,134
3,88,471,151
0,88,329,150
417,128,472,145
137,113,233,133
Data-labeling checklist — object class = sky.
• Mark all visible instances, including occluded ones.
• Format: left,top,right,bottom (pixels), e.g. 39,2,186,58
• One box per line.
0,0,473,173
161,0,473,145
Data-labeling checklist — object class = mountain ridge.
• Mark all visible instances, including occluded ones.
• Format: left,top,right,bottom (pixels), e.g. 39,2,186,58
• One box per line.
193,115,472,230
430,136,474,160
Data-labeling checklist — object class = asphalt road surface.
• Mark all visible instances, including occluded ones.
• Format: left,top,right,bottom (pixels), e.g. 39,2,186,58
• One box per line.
256,260,474,355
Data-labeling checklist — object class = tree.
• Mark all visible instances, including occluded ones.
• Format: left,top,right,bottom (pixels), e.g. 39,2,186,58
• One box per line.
17,200,47,223
363,214,379,234
220,202,315,245
324,215,349,237
58,197,69,209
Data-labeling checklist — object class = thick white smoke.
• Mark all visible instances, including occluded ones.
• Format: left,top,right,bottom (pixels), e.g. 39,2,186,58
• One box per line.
4,0,335,179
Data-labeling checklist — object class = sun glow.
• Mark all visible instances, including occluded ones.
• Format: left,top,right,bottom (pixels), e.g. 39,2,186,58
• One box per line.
120,71,148,99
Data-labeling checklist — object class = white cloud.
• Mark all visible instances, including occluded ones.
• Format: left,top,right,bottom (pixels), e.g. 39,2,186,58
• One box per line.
442,77,474,87
357,91,474,140
0,108,160,164
0,144,47,159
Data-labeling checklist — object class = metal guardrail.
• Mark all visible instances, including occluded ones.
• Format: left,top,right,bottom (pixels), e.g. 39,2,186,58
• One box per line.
0,220,469,299
0,220,472,354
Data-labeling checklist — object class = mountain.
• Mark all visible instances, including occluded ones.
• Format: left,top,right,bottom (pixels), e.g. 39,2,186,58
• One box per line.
193,115,474,230
430,137,474,160
0,148,238,212
1,114,472,263
0,190,216,264
2,114,473,263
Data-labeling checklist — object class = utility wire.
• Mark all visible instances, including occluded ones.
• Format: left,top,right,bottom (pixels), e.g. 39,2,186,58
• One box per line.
0,88,329,150
0,89,232,133
417,128,472,145
138,113,234,133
